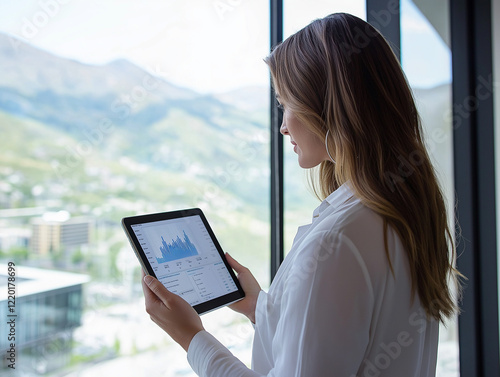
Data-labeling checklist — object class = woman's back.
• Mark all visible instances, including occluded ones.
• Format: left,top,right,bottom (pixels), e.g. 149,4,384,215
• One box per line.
252,183,438,376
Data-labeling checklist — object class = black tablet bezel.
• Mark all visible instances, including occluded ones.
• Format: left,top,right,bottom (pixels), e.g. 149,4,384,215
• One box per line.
122,208,245,315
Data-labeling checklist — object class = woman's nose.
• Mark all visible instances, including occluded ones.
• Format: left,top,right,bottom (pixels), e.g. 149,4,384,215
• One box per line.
280,122,288,135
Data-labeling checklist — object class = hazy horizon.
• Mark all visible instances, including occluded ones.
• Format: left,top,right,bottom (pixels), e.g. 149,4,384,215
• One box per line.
0,0,449,94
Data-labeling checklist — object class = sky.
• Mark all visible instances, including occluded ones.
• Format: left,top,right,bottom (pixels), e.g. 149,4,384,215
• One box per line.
0,0,450,94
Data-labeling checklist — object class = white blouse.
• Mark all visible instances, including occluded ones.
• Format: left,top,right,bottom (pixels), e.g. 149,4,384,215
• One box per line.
187,183,438,377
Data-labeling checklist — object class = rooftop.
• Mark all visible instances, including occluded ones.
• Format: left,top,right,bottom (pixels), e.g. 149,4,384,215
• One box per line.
0,264,90,300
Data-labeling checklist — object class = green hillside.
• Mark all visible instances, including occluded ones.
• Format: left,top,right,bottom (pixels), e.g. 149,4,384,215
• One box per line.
0,102,271,280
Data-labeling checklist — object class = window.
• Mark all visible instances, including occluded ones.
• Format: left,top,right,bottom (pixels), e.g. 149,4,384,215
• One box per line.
0,1,269,375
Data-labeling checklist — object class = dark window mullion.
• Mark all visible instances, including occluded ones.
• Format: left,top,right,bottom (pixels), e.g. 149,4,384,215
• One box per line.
270,0,284,281
451,2,480,375
451,0,500,376
366,0,401,61
473,0,499,374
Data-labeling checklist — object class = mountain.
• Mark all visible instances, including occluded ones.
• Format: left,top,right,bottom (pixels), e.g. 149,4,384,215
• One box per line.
0,33,270,219
214,86,269,112
0,33,263,135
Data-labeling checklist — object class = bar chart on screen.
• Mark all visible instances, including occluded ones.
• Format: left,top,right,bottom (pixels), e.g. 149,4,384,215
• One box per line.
142,221,204,265
156,230,199,263
131,215,223,276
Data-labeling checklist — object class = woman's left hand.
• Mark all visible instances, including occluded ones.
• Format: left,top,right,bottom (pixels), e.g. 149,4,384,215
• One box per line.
142,270,204,351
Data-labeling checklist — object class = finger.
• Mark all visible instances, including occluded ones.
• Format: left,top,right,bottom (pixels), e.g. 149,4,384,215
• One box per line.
225,252,246,272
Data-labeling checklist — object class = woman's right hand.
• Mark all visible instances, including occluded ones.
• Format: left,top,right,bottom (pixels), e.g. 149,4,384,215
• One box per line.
225,253,261,324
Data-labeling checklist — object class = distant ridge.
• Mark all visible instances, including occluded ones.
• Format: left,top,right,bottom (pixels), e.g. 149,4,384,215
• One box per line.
0,33,217,134
0,32,269,202
0,33,274,135
0,33,197,98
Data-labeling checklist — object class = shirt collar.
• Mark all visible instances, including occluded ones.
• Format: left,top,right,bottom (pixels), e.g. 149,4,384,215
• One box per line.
312,182,354,219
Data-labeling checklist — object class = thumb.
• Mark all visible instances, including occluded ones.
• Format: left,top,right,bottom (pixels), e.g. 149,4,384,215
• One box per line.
144,275,172,307
144,274,157,286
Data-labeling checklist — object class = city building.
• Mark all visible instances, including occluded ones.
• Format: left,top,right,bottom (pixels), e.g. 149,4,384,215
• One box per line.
30,212,93,256
0,227,30,252
0,264,89,374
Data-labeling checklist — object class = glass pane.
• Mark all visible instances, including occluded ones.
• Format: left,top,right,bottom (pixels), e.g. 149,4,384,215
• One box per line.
401,0,459,375
0,1,269,375
282,0,366,254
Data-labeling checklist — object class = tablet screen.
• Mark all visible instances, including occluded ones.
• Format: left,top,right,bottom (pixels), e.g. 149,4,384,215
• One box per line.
122,209,244,314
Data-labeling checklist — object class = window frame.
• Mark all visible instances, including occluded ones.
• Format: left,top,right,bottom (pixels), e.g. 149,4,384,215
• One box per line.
450,0,500,376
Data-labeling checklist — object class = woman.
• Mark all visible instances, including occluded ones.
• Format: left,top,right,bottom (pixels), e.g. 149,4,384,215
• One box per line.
142,13,461,376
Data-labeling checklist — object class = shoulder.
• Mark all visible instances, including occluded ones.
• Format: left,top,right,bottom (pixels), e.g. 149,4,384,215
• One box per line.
293,198,406,291
311,197,387,255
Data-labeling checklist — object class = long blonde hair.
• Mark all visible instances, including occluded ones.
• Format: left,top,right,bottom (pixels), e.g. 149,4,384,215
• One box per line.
266,13,461,322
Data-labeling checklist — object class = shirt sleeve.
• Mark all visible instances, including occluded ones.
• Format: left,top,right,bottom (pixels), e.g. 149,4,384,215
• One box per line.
187,230,375,377
187,330,262,377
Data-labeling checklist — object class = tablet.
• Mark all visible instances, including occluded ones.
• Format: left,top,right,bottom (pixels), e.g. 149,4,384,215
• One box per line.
122,208,245,315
